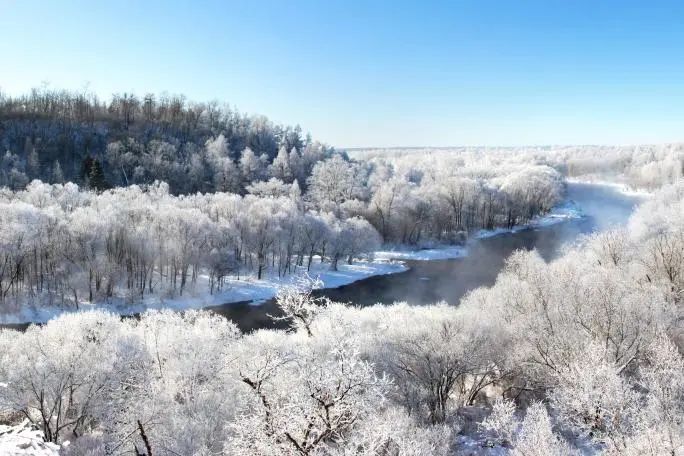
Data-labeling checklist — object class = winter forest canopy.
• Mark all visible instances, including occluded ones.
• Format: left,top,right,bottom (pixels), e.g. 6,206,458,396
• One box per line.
0,90,580,315
351,144,684,191
0,88,683,455
0,178,682,455
0,88,334,194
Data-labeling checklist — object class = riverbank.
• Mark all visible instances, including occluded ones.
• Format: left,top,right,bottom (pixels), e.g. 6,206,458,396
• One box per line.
0,258,408,325
374,198,585,259
565,176,654,197
375,245,468,261
474,198,584,239
0,183,609,326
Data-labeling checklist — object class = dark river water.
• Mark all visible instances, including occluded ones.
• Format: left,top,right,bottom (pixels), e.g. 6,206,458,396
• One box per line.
208,182,645,332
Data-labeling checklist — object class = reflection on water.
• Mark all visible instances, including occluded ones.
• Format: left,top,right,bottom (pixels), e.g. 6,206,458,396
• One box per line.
208,183,645,332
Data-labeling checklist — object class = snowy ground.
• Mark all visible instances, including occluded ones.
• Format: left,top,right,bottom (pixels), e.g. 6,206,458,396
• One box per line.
125,258,409,313
375,245,468,261
0,421,61,455
374,198,585,260
0,258,408,324
473,198,584,239
566,176,654,197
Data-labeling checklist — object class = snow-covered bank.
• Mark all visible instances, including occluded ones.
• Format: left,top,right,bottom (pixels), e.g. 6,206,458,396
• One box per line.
375,245,468,261
146,259,409,311
0,259,408,325
344,200,586,264
566,176,654,197
474,198,584,239
375,198,586,258
0,194,585,325
0,421,60,455
0,183,621,326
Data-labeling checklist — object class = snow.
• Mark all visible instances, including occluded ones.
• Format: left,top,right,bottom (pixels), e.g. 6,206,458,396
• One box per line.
0,191,597,326
474,199,584,239
453,434,508,455
0,197,589,326
375,245,468,261
375,199,584,259
0,258,408,324
0,421,61,456
566,177,654,197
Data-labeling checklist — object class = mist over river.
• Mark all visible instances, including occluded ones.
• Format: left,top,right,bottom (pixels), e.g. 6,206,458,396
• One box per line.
208,182,646,332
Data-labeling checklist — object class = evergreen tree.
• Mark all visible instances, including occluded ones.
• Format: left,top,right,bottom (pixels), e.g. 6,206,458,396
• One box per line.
80,157,95,182
269,146,292,182
88,159,108,191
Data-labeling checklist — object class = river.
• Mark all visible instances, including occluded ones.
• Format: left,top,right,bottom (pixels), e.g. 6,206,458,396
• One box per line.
207,182,646,332
2,182,644,333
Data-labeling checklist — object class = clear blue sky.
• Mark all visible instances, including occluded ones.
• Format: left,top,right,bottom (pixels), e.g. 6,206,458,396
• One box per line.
1,0,683,148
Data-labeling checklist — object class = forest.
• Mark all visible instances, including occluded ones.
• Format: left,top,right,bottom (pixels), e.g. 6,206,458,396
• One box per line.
0,89,682,455
0,159,561,316
0,88,333,194
352,144,683,191
0,176,681,455
0,92,571,316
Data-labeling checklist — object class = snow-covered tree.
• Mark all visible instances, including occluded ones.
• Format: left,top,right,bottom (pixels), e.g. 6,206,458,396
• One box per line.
269,146,292,182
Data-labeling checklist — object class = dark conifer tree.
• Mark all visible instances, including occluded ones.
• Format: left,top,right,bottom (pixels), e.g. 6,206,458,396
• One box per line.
88,159,108,191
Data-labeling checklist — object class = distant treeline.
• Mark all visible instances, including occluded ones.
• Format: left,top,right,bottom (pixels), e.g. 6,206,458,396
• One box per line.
0,88,336,193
